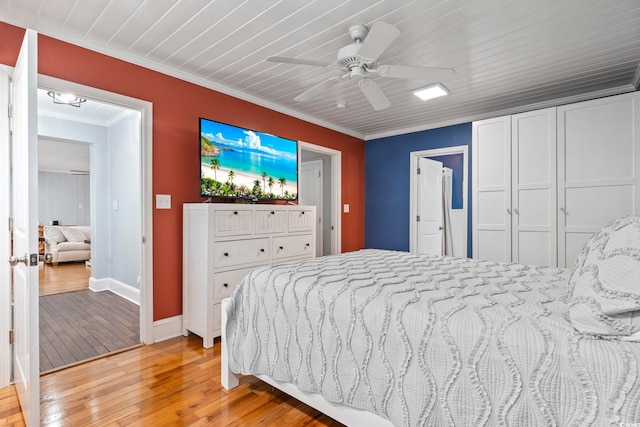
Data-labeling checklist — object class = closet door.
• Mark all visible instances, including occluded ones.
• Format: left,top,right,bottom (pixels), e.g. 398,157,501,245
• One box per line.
558,92,640,267
511,108,557,267
472,116,511,262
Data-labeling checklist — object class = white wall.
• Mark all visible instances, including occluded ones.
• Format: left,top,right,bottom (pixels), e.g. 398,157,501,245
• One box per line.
38,171,90,226
107,113,141,288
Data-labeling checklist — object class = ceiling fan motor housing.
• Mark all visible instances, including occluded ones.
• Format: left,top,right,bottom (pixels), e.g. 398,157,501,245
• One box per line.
337,42,372,79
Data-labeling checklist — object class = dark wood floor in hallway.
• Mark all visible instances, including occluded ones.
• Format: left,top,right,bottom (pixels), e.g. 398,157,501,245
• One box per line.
40,289,140,373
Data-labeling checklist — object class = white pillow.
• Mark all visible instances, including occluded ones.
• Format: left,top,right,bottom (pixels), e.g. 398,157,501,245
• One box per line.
45,226,66,243
568,215,640,338
61,227,87,243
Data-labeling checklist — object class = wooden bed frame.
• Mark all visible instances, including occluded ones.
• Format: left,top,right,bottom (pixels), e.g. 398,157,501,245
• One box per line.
220,298,394,427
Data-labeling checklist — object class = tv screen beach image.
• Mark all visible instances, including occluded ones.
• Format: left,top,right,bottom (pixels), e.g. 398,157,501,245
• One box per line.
200,119,298,200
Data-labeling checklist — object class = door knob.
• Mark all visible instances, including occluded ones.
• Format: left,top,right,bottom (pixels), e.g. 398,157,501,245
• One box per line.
8,254,28,266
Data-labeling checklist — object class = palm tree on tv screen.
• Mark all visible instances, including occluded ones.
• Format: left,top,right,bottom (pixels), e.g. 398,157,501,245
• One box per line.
268,176,274,195
278,176,287,196
261,171,268,192
228,170,235,183
210,158,220,181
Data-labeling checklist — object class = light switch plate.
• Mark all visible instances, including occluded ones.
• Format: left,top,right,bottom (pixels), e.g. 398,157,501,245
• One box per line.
343,203,350,213
156,194,171,209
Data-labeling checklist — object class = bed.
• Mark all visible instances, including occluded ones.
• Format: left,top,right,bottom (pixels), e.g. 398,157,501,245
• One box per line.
222,216,640,426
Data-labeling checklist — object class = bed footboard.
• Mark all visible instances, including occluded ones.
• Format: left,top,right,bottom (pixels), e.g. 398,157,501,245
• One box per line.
221,298,239,390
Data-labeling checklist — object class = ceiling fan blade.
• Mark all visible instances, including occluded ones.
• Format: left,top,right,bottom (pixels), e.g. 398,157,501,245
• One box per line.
357,22,400,62
266,56,332,68
358,78,390,111
295,77,342,102
377,64,455,81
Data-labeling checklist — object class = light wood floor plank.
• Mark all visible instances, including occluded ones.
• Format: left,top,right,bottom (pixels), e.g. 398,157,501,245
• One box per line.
2,335,344,426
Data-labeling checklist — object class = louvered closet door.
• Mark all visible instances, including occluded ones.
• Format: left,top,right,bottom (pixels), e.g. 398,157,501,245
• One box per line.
472,116,511,262
558,92,640,268
511,108,557,267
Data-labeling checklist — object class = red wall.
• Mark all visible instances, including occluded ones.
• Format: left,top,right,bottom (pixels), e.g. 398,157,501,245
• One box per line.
0,22,365,321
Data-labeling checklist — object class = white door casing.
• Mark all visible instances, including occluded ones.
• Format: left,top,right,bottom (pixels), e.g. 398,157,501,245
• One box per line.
409,146,468,257
298,141,341,255
38,75,154,344
300,160,323,256
11,28,40,427
417,158,443,255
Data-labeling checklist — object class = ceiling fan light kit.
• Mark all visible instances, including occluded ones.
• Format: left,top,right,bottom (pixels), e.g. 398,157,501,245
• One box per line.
267,22,455,111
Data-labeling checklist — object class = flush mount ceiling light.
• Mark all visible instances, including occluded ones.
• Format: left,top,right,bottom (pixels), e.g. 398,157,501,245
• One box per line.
413,83,449,101
47,91,87,107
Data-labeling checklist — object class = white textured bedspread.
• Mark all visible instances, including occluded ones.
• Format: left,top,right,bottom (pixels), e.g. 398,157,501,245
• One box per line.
226,249,640,426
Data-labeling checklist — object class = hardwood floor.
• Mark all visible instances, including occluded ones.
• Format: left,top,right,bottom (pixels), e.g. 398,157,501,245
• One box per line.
39,262,90,296
40,290,140,373
1,335,343,426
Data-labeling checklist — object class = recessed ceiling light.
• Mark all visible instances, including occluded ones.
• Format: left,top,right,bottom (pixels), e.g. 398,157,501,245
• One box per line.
413,83,449,101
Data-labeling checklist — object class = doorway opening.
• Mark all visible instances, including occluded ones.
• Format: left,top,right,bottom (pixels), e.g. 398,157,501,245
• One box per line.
299,142,342,255
409,146,469,258
36,87,144,372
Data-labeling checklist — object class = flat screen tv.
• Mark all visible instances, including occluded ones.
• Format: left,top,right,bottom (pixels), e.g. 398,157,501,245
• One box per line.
200,118,298,201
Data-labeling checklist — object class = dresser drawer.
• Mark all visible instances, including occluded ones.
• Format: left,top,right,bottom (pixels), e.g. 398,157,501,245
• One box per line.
213,267,254,300
272,234,314,259
288,209,315,232
214,238,269,268
213,210,253,236
255,210,287,234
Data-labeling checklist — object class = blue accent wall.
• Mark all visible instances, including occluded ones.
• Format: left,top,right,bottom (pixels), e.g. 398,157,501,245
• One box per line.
365,123,472,255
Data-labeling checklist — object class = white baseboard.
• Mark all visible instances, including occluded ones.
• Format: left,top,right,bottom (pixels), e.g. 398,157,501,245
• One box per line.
153,315,183,343
89,277,140,305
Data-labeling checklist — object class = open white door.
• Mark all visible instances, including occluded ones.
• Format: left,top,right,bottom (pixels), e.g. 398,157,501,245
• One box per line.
417,157,443,255
300,160,323,256
9,28,40,427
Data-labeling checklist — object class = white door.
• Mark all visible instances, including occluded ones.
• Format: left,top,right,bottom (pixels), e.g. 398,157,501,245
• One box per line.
300,160,323,256
9,29,40,427
417,158,443,255
472,116,512,262
558,92,640,267
511,107,557,267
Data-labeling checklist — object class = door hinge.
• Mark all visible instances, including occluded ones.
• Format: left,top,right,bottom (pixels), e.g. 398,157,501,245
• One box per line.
318,171,321,178
9,329,14,345
417,167,421,174
142,236,146,244
7,103,12,119
417,215,420,222
8,217,13,232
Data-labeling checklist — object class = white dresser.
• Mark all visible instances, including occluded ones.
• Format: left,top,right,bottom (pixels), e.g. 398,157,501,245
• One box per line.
182,203,316,348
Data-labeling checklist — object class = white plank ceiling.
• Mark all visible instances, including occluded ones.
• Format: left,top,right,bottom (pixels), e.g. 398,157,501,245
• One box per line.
2,0,639,139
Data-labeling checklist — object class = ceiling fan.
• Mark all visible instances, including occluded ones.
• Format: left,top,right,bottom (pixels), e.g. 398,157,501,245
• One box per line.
267,22,455,111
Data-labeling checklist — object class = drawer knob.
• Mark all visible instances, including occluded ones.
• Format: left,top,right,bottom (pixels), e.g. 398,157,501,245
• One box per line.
279,246,284,250
305,243,310,247
233,211,238,215
270,211,275,215
223,252,229,257
223,283,229,288
301,211,305,215
260,248,265,252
